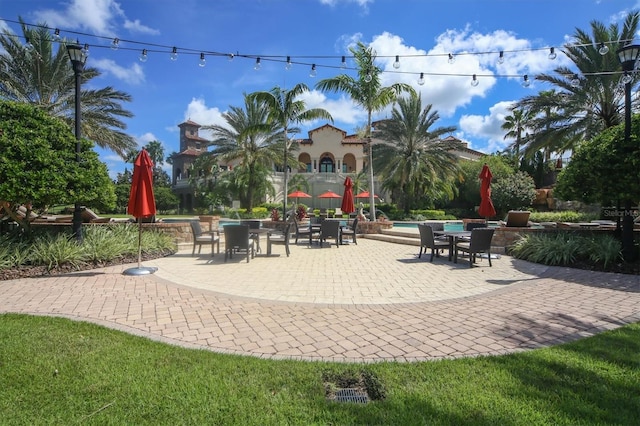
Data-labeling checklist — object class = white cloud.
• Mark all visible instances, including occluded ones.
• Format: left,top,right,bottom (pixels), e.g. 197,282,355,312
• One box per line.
123,19,160,35
32,0,158,38
183,98,226,139
459,100,515,152
299,90,365,130
319,0,373,10
90,58,145,85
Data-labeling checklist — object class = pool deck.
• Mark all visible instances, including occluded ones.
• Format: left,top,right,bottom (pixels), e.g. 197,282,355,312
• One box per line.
1,237,639,363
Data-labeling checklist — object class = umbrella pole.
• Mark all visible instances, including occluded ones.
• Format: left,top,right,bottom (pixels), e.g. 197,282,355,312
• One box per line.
137,217,142,269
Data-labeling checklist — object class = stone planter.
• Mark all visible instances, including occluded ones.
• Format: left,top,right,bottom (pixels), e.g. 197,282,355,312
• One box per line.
198,215,220,232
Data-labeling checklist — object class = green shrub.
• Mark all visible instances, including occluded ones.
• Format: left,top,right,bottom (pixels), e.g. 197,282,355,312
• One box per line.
529,211,599,223
510,232,622,268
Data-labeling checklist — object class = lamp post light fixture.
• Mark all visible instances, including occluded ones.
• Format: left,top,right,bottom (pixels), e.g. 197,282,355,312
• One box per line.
66,43,87,244
616,43,640,262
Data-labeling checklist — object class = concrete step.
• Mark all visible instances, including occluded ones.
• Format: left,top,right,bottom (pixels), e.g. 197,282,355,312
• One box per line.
363,232,420,246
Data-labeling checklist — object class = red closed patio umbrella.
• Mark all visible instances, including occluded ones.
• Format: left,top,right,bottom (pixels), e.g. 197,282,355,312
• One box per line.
341,177,355,214
123,149,158,275
478,163,496,219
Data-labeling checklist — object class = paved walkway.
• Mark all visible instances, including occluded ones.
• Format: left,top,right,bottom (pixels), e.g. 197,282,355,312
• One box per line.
1,238,639,362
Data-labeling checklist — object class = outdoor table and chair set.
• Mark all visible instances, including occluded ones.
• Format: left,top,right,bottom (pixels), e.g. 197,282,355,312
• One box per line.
418,223,495,267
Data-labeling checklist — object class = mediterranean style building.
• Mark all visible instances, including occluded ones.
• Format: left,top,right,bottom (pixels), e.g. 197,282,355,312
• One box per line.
170,120,485,212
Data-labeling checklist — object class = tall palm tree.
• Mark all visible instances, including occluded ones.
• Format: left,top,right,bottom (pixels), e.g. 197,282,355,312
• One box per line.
501,107,532,158
316,42,414,221
514,12,639,155
373,91,463,213
249,83,333,218
202,94,282,211
0,20,136,157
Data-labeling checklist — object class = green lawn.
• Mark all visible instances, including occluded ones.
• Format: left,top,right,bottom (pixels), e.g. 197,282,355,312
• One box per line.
1,314,638,425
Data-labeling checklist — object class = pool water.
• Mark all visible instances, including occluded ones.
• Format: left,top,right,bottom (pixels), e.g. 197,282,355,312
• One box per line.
392,222,464,231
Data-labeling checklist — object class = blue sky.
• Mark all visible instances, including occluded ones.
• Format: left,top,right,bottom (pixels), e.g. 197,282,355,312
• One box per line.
1,0,638,178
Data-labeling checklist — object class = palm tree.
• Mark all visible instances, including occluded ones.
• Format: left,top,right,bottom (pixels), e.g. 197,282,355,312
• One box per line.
501,107,532,158
249,84,333,218
0,19,137,157
514,12,639,155
373,91,463,213
316,42,414,221
202,94,282,212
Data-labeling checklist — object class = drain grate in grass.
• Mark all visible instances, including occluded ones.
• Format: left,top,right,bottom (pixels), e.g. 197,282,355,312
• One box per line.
323,368,386,404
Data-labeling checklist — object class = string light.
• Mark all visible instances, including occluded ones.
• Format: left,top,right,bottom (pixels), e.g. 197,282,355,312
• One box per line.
285,56,292,70
310,64,317,77
25,37,34,50
418,72,425,85
199,52,206,67
254,57,261,70
570,73,580,87
5,18,634,91
139,49,148,62
364,70,372,82
471,74,479,86
522,74,531,87
598,42,609,55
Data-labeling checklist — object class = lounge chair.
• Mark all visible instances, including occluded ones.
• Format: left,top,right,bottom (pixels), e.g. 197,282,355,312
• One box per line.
190,220,220,256
224,225,254,262
503,210,531,227
319,220,341,248
267,222,293,257
340,217,358,245
454,228,495,267
417,224,449,261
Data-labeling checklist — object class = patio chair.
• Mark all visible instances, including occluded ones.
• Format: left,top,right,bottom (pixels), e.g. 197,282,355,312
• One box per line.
340,217,358,245
454,228,495,267
293,218,315,245
241,220,262,252
190,220,220,256
319,220,341,248
267,222,293,257
417,224,450,261
503,210,531,227
224,225,254,263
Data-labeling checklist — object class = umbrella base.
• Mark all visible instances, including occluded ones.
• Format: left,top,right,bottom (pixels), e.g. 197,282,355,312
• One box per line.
122,266,158,276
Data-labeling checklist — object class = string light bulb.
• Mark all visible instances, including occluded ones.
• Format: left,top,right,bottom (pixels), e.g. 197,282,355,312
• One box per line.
598,42,609,55
341,55,347,69
393,55,400,69
170,46,178,61
25,37,34,50
448,53,455,64
364,71,372,83
622,71,633,85
285,56,292,70
548,47,557,60
82,43,90,57
199,53,206,67
471,74,479,87
52,28,61,41
254,57,261,70
522,74,531,87
498,51,505,64
310,64,317,77
139,49,148,63
418,72,425,86
227,53,234,62
110,37,119,50
570,74,580,88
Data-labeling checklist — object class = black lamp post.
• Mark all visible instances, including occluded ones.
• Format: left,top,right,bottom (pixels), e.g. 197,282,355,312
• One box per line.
616,43,640,262
66,43,87,244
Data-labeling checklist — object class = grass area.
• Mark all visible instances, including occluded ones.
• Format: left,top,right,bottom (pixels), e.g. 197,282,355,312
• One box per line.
1,314,638,425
